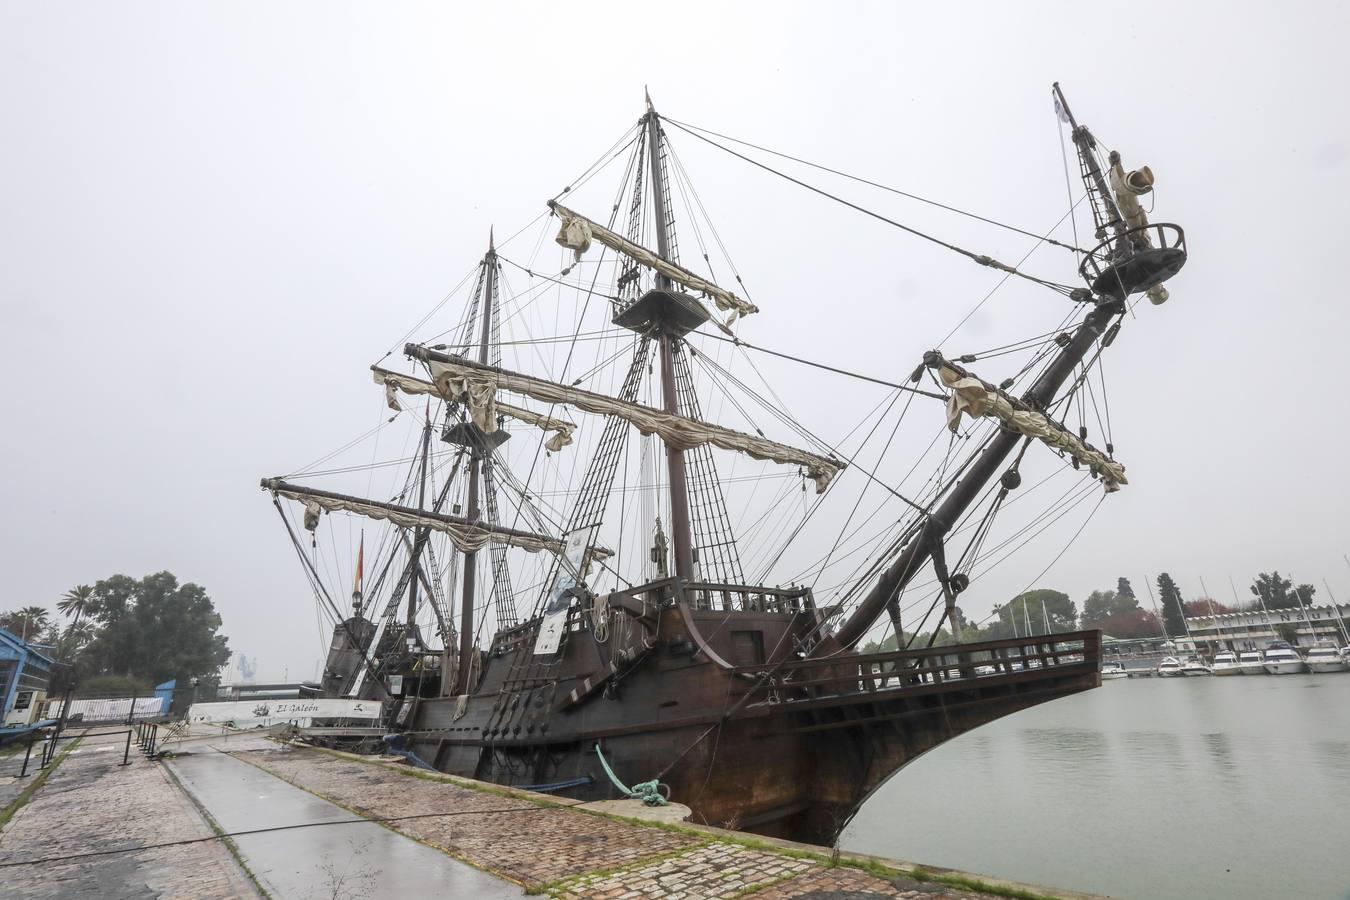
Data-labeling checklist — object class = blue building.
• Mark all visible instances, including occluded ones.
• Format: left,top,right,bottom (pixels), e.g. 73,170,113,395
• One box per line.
0,628,55,726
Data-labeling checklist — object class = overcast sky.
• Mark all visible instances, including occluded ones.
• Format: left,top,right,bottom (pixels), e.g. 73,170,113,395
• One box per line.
3,2,1348,681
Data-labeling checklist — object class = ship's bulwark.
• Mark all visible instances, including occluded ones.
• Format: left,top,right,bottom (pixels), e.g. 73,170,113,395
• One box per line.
402,601,1100,845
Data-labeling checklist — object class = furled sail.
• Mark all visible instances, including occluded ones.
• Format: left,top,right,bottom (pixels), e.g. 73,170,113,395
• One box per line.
262,478,613,559
373,367,576,452
406,346,843,492
1108,157,1169,306
936,360,1127,492
548,201,759,327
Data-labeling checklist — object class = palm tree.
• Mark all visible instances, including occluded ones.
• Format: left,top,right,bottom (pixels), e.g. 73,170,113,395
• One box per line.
56,585,94,621
56,584,96,660
14,605,50,642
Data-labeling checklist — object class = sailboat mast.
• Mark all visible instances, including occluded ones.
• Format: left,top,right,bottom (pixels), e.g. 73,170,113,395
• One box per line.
645,94,696,583
457,236,495,692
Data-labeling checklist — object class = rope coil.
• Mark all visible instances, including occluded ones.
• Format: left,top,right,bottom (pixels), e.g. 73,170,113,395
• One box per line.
595,742,669,806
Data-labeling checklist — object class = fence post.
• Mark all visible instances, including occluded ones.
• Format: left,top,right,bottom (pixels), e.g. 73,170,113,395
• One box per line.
120,729,133,766
17,737,34,778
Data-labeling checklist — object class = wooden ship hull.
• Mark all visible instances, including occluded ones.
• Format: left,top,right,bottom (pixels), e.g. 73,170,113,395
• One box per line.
400,593,1099,845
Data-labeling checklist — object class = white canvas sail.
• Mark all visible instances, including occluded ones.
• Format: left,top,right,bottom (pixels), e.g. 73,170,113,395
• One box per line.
374,368,576,452
938,363,1127,492
409,350,843,492
549,201,759,327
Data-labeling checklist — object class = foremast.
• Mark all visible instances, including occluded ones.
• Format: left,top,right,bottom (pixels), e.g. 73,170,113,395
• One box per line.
826,83,1187,653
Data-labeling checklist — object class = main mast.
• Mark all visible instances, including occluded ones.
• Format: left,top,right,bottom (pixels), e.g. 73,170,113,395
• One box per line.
645,93,696,583
456,232,496,693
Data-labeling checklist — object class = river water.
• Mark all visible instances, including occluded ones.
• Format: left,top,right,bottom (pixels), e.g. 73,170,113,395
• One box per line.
843,673,1350,899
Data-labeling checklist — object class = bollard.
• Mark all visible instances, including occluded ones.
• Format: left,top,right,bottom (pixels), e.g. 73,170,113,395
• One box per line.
120,729,133,766
17,738,34,778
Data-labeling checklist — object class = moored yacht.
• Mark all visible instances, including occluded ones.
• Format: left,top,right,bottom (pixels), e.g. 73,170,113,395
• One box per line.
1180,656,1213,676
1157,656,1183,677
1101,661,1130,680
1261,640,1306,675
1236,649,1266,676
1212,651,1242,675
1305,643,1349,674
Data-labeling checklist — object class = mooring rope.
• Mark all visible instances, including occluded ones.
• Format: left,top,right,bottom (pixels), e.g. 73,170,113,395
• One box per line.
594,742,669,807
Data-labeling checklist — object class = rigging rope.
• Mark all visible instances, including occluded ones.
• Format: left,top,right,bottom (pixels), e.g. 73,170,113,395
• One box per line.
664,115,1088,254
663,118,1078,296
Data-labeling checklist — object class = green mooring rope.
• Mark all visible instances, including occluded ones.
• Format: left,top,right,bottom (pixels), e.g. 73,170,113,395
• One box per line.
594,743,669,807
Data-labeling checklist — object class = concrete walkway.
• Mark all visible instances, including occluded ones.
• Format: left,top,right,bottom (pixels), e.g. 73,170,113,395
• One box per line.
168,744,517,899
0,727,260,899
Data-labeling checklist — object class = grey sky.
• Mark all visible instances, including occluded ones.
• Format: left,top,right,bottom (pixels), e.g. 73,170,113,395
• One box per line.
3,2,1348,681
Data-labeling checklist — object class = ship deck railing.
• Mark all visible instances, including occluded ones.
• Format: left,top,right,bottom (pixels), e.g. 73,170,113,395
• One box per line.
734,630,1100,703
684,582,814,614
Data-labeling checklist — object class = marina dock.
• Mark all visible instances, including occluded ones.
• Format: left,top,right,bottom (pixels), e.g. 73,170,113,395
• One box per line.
0,726,1105,899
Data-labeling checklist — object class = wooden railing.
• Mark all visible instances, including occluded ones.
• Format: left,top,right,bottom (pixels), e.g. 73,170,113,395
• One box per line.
685,582,814,614
734,630,1100,702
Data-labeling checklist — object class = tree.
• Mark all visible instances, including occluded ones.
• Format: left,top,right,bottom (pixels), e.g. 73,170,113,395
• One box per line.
1156,573,1187,638
76,572,231,686
56,584,97,659
1183,598,1234,616
1250,572,1315,611
0,606,51,642
1098,608,1164,639
1081,588,1141,629
1116,577,1136,601
994,590,1077,636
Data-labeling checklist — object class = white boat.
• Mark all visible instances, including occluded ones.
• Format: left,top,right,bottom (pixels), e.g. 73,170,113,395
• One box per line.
1261,640,1306,675
1212,651,1242,675
1156,656,1184,677
1236,649,1266,676
1180,656,1213,676
1304,644,1349,674
1101,662,1130,680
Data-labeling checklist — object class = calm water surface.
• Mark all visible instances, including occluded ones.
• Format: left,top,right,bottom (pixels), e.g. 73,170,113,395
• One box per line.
843,674,1350,899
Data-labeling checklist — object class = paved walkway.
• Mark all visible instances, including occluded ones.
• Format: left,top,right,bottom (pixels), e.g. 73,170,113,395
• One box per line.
1,726,1092,899
0,728,260,899
168,743,516,898
239,745,1030,899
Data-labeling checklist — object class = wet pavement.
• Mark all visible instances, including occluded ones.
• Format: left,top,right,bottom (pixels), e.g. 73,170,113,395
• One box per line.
167,745,518,899
0,727,259,899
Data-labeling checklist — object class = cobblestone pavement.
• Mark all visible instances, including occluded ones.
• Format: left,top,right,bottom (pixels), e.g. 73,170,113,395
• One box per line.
0,728,260,899
241,747,1011,899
